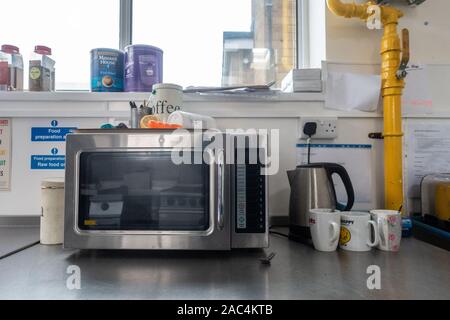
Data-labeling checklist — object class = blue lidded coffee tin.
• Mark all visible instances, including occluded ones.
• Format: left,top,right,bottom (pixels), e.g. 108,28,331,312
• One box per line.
90,48,124,92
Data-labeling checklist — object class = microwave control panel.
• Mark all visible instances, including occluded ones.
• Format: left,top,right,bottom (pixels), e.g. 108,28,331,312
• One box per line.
235,161,266,234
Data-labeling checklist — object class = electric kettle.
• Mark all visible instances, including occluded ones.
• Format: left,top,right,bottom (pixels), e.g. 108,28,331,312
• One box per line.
287,163,355,241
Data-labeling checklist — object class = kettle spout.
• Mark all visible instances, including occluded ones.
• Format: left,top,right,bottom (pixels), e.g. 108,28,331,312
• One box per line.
287,170,296,186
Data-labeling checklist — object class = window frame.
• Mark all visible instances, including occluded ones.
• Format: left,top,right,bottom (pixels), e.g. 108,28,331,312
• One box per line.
119,0,133,50
297,0,309,69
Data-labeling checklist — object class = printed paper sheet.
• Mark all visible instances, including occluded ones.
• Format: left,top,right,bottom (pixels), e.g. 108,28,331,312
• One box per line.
406,123,450,198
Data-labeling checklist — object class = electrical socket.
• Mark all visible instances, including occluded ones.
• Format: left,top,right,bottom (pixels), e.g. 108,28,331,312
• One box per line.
299,117,338,139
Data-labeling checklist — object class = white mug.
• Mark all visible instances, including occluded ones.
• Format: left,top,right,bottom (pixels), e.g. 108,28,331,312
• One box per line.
370,210,402,252
309,209,341,252
340,212,379,252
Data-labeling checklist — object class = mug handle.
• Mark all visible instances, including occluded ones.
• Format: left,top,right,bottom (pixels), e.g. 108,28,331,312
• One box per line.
330,222,340,243
378,218,386,246
367,220,379,247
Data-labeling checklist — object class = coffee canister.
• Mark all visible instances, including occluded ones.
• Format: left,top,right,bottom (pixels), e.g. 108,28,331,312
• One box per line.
150,83,183,121
90,48,124,92
124,44,163,92
40,177,65,245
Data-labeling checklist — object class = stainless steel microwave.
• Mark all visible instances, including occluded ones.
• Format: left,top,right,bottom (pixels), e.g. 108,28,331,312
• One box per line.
64,129,268,250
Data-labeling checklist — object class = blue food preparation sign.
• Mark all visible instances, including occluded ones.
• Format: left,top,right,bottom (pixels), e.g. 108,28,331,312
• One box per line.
31,120,77,142
31,148,65,170
31,127,76,142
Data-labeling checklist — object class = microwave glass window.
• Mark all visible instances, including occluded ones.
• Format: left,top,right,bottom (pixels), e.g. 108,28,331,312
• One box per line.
78,151,210,231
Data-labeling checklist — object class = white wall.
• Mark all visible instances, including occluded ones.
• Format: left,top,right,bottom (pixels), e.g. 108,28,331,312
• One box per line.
1,117,105,215
218,116,384,216
325,0,450,64
0,93,386,217
0,89,448,217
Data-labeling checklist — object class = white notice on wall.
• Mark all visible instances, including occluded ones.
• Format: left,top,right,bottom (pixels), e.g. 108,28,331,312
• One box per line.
297,144,373,204
402,65,433,115
406,123,450,198
0,118,12,191
325,72,381,112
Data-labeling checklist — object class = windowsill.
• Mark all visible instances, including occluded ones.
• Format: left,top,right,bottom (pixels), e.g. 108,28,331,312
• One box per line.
1,91,447,119
0,90,385,119
0,91,325,103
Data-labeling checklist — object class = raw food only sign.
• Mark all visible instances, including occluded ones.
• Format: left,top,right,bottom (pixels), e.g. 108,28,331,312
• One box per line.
31,148,65,170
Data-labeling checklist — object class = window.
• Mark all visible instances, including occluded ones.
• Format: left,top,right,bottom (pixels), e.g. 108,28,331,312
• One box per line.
0,0,297,91
0,0,119,91
133,0,297,88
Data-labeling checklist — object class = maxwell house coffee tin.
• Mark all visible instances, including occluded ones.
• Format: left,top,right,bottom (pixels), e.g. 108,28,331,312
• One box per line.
90,48,124,92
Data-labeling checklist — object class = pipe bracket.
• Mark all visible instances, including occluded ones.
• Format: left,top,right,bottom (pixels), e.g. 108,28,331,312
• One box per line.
369,132,384,140
383,132,404,137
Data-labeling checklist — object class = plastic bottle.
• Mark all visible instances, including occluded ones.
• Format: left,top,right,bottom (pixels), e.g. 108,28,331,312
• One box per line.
0,51,8,91
29,45,55,91
1,45,24,91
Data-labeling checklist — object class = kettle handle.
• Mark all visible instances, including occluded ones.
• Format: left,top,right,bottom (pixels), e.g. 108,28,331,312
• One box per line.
324,163,355,211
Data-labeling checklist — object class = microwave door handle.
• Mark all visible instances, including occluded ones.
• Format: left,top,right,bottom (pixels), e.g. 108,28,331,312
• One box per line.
217,149,225,231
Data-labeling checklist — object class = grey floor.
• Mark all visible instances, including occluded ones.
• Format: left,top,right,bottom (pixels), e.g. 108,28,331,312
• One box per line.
0,230,449,300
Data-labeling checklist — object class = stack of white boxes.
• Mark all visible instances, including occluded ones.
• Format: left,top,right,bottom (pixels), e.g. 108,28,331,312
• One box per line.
281,69,323,93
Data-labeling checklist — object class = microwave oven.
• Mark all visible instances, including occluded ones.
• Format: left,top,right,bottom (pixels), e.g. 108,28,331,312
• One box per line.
64,129,268,250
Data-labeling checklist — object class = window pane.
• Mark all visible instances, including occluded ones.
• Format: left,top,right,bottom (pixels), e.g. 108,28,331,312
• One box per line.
0,0,119,91
133,0,296,88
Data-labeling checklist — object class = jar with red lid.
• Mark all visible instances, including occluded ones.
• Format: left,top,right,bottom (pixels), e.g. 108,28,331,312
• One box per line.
0,45,24,91
29,45,55,91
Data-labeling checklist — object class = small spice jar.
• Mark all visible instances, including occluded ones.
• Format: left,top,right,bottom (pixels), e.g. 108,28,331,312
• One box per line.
29,45,55,91
1,45,24,91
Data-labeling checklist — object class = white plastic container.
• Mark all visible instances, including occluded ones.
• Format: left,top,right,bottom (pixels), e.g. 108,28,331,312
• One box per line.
149,83,183,121
168,111,217,129
0,51,8,91
40,178,65,245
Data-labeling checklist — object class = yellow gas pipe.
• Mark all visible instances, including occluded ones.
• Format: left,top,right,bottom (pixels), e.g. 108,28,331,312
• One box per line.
326,0,407,212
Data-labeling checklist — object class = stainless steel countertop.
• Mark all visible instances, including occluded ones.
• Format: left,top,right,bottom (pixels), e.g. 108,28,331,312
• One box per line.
0,227,39,259
0,216,40,259
0,229,449,300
